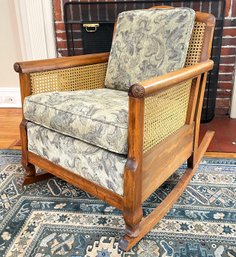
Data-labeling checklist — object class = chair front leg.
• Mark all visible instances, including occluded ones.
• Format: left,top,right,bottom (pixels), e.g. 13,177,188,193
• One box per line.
119,91,145,251
119,159,143,251
123,159,143,234
20,119,35,172
123,208,143,238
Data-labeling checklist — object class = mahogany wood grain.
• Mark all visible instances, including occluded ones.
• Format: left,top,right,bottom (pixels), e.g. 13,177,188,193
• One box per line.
28,151,124,211
14,52,109,74
23,173,55,185
119,130,214,251
139,60,213,97
142,124,194,202
20,119,30,168
195,131,215,161
198,13,216,62
20,119,37,182
150,6,173,9
123,96,144,237
186,11,215,167
186,75,201,124
19,73,32,109
195,11,216,27
192,72,208,166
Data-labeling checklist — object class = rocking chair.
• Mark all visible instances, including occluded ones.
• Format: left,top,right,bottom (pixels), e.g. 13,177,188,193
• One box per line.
14,6,215,251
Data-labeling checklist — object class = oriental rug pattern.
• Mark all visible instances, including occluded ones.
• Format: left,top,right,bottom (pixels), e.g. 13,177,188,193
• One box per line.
0,150,235,257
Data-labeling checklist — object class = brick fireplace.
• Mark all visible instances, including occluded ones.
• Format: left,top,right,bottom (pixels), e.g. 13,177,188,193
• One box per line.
53,0,236,118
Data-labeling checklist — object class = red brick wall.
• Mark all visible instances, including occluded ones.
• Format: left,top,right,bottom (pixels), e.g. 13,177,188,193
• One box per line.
53,0,67,57
53,0,236,117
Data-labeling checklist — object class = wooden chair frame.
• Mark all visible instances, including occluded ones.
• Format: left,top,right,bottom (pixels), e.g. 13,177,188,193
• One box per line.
14,8,215,251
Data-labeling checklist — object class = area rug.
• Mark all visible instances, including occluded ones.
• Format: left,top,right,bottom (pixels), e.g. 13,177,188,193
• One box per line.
0,150,235,257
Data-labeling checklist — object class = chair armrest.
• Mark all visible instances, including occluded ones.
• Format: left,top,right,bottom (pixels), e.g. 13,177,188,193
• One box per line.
14,52,110,74
127,59,214,154
128,60,214,98
15,53,110,100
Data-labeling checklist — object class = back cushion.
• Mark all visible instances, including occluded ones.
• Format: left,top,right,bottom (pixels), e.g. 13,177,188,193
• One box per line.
105,8,195,91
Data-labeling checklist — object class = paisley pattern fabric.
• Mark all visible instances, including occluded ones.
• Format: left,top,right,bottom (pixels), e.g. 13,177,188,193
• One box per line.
27,122,127,195
105,8,195,91
24,88,128,154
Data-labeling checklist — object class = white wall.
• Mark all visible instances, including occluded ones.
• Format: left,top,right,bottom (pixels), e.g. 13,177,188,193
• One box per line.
230,60,236,118
0,0,22,88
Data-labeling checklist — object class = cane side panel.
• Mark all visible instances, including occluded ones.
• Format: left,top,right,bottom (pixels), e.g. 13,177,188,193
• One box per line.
144,80,192,153
30,62,107,94
143,21,206,153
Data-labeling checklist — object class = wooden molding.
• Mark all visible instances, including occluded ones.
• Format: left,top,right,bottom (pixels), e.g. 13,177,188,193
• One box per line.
123,96,144,237
142,124,194,202
195,11,216,27
140,60,213,96
128,84,145,98
28,151,124,211
14,52,110,74
14,0,56,61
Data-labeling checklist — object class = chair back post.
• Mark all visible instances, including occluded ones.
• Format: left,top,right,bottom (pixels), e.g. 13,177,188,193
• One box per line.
123,84,145,237
196,12,216,62
17,72,32,111
187,12,215,167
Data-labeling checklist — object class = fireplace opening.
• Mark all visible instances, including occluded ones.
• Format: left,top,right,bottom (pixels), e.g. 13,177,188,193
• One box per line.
64,0,225,123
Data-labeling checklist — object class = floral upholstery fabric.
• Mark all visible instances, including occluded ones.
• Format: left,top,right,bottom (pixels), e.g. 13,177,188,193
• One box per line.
105,8,195,91
27,122,127,195
24,89,128,154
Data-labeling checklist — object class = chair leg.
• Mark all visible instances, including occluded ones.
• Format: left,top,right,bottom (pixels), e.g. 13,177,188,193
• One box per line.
119,206,143,251
22,162,35,183
124,205,143,236
22,162,54,185
187,154,194,168
119,130,214,252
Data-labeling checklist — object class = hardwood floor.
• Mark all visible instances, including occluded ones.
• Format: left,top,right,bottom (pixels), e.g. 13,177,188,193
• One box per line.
0,108,22,149
200,117,236,154
0,108,235,158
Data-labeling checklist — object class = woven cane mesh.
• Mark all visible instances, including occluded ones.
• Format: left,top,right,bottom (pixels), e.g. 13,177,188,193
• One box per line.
144,80,192,153
30,62,107,94
143,21,206,153
185,22,206,67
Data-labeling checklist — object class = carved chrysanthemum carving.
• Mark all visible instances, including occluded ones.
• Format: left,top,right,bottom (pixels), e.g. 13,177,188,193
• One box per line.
129,84,145,98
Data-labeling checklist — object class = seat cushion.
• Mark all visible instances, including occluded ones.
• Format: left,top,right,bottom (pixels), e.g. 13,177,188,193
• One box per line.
105,7,195,91
24,88,128,154
27,122,126,195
